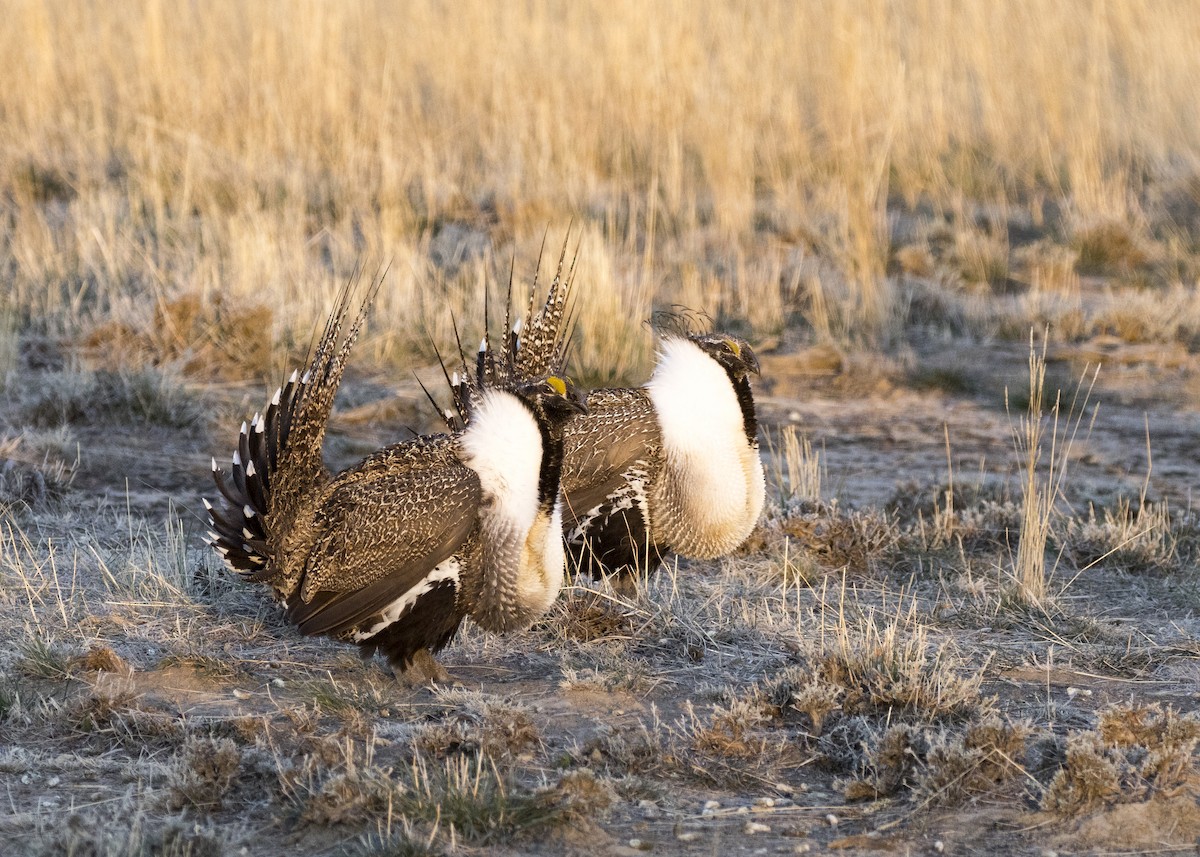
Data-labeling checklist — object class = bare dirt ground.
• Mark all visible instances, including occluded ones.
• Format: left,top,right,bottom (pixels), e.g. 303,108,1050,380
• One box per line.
2,336,1200,857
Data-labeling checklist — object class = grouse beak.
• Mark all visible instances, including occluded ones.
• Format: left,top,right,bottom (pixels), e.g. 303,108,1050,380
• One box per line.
744,350,761,377
569,389,589,415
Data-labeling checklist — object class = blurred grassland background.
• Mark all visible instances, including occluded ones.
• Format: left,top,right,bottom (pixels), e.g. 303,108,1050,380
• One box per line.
4,0,1200,383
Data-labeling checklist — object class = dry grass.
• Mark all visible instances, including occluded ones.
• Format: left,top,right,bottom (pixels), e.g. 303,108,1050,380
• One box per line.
1007,333,1097,606
4,1,1200,362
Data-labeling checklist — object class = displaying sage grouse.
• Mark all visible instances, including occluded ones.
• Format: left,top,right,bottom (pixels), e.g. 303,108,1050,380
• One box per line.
204,279,586,682
474,260,766,591
559,332,766,591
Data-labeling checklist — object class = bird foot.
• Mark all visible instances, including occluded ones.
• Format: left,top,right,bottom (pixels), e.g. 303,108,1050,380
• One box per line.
396,649,451,687
609,572,643,600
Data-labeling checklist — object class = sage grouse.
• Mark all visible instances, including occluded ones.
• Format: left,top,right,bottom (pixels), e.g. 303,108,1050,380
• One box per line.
204,281,586,681
559,332,766,590
482,271,766,590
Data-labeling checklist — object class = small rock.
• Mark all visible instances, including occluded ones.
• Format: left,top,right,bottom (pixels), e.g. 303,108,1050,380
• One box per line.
46,776,60,787
754,796,776,808
825,813,839,827
934,841,944,853
792,845,812,854
737,805,751,814
638,799,661,819
744,821,771,835
676,831,702,842
271,677,284,688
232,688,251,699
628,839,653,851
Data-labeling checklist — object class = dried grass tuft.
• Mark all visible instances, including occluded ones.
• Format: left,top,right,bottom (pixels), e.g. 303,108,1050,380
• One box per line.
166,735,243,812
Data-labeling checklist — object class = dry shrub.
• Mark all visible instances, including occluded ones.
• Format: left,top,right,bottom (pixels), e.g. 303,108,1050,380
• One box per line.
397,754,572,846
166,735,242,811
686,698,771,759
302,765,396,826
581,720,669,777
20,368,205,428
75,644,129,674
817,611,986,722
1072,220,1151,276
782,503,899,574
540,768,616,823
414,694,541,761
1043,703,1200,816
917,717,1030,806
35,819,224,857
758,666,843,735
1061,499,1179,574
842,724,921,800
952,229,1011,290
893,243,934,278
1015,241,1081,293
553,590,635,643
1042,732,1123,814
84,291,275,379
0,446,74,511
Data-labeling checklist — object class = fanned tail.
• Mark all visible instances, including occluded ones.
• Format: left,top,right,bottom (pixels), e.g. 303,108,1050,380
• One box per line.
455,233,578,403
515,235,577,378
206,272,384,582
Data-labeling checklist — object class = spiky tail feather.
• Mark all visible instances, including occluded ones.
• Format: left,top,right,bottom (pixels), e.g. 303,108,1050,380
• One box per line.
206,273,383,581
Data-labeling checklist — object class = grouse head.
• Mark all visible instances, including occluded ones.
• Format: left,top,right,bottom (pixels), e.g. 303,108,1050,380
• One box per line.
690,333,760,380
513,375,588,430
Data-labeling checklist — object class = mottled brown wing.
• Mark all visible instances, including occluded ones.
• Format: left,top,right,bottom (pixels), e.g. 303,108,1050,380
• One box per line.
561,388,661,525
289,441,482,637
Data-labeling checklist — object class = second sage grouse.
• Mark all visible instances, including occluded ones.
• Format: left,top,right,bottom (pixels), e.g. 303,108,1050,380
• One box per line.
479,258,766,591
559,331,766,590
204,278,586,682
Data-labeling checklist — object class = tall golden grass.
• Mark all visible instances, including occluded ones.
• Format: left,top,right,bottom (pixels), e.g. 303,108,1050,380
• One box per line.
3,0,1200,366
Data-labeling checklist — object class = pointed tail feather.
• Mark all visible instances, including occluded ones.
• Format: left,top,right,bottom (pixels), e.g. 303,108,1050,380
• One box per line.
205,272,383,581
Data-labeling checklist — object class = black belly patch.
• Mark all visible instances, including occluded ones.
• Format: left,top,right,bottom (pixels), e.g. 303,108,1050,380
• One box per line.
356,580,463,669
566,475,663,579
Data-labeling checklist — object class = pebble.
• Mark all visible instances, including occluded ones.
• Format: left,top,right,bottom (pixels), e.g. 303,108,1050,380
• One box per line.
628,839,652,851
271,677,284,688
934,841,944,853
638,799,661,819
232,688,251,699
754,796,775,808
47,776,60,787
736,805,751,815
825,813,839,827
744,821,771,835
676,831,702,842
792,845,812,854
